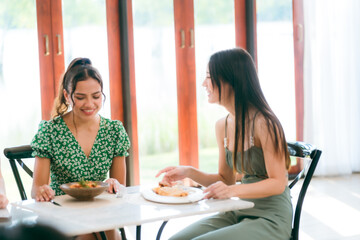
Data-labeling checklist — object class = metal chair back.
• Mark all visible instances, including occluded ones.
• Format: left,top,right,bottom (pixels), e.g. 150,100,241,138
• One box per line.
4,145,33,200
287,141,322,240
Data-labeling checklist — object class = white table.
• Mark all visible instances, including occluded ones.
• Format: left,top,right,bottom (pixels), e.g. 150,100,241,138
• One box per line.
8,186,254,239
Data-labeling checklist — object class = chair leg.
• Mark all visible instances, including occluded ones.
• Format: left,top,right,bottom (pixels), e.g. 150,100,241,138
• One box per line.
291,227,297,240
156,221,168,240
120,227,126,240
99,231,107,240
9,159,27,200
136,225,141,240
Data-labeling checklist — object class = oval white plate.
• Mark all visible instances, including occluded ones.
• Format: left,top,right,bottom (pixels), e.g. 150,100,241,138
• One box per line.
142,186,204,204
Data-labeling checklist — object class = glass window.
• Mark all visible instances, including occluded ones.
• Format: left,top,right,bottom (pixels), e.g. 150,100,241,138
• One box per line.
0,0,40,202
62,0,111,118
194,0,235,173
132,0,178,185
256,0,296,142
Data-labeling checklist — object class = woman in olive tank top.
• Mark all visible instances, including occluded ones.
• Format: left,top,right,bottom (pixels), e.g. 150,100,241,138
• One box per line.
156,48,292,240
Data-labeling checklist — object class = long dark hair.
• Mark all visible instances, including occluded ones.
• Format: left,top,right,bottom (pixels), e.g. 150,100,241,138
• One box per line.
208,48,290,172
52,57,105,118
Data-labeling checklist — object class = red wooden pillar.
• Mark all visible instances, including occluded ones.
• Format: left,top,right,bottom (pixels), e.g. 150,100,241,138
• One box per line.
106,0,139,185
106,0,124,122
126,0,140,186
290,0,305,174
234,0,247,49
293,0,304,142
36,0,65,120
50,0,65,93
173,0,199,168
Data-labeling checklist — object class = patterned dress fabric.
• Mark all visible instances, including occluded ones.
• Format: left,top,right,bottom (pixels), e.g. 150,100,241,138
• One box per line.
31,116,130,195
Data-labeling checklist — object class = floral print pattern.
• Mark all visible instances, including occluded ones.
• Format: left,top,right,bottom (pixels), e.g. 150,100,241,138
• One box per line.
31,116,130,195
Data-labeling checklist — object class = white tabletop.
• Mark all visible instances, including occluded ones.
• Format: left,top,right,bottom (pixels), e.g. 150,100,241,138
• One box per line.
8,186,254,237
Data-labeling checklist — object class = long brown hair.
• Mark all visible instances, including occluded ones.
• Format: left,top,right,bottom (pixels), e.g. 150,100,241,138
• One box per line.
208,48,290,172
51,57,105,119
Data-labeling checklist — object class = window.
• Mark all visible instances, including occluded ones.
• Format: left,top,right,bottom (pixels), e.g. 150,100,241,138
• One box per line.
0,0,40,202
62,0,111,118
132,0,179,184
256,0,296,141
194,0,235,173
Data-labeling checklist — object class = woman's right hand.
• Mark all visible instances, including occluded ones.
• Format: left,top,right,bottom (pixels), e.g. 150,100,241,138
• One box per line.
155,166,190,186
35,184,55,202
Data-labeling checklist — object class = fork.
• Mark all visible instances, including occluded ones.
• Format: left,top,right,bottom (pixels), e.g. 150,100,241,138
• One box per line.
50,199,62,207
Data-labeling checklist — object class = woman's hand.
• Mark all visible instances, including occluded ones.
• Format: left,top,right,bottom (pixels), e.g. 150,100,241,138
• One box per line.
105,178,125,194
0,194,8,208
35,184,55,202
155,166,190,186
203,181,234,199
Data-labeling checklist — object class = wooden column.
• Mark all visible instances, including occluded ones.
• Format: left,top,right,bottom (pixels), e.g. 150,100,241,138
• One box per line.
234,0,247,49
234,0,257,66
50,0,65,93
36,0,65,120
106,0,139,185
290,0,305,175
126,0,139,186
245,0,257,65
293,0,304,142
173,0,199,168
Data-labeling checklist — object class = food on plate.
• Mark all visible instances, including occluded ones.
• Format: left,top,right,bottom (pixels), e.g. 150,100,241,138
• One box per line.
152,185,189,197
69,179,100,189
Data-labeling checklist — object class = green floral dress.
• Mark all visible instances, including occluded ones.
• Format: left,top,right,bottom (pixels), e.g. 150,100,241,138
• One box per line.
31,116,130,195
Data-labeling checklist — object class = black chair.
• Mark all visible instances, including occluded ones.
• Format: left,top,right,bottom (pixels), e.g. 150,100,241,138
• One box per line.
288,142,322,240
4,145,33,200
155,141,322,240
287,141,322,240
3,144,128,240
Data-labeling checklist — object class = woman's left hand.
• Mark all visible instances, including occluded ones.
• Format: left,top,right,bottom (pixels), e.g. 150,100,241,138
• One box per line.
0,194,8,208
203,181,234,199
105,178,124,194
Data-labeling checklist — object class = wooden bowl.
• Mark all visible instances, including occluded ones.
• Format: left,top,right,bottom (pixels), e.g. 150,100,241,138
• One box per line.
60,181,108,200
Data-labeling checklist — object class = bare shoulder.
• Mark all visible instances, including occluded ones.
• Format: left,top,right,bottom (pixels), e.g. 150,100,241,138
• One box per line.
215,115,228,132
215,115,228,149
215,115,230,140
254,112,281,144
253,112,271,140
254,112,267,131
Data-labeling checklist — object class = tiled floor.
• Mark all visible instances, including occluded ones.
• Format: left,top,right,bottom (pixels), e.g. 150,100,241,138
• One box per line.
125,173,360,240
293,174,360,240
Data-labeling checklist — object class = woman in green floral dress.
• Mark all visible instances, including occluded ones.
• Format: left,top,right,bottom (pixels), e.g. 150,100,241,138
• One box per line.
31,58,130,240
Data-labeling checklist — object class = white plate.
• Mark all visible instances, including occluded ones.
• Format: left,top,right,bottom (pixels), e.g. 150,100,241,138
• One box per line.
141,186,204,204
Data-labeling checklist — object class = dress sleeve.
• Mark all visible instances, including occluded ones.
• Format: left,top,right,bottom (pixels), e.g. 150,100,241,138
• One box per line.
31,120,53,159
112,120,131,157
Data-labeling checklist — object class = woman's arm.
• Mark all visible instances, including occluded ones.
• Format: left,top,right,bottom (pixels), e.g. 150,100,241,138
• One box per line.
31,156,55,201
157,117,236,187
107,156,126,193
0,166,9,208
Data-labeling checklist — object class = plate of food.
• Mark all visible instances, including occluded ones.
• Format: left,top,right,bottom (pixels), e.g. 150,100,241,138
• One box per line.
60,179,109,201
142,184,204,204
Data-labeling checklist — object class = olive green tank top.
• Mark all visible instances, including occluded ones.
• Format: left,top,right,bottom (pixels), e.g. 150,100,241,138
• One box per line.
224,113,268,181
